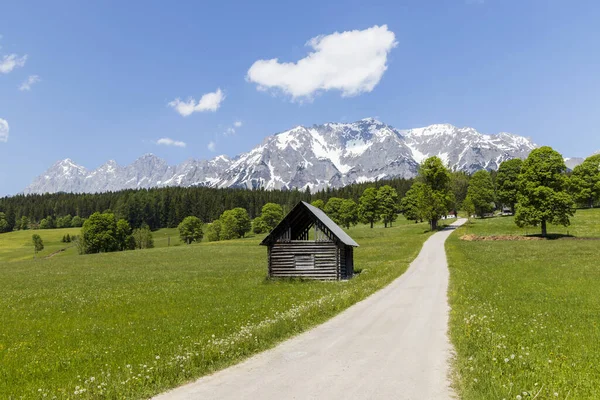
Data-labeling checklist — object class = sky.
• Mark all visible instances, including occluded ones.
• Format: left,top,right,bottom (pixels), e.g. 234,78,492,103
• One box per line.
1,0,599,196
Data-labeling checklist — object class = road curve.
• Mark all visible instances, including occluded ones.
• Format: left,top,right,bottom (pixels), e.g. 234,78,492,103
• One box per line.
155,219,466,400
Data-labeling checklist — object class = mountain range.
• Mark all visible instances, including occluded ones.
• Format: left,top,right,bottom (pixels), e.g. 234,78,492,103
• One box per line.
23,118,549,194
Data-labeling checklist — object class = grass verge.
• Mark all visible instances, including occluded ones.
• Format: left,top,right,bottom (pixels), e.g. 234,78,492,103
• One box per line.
447,209,600,399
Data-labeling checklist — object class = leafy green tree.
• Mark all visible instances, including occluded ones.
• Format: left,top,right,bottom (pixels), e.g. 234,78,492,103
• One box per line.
66,233,71,243
132,225,154,249
116,219,135,250
463,195,475,222
220,208,251,240
206,220,222,242
358,188,380,228
515,146,574,237
71,215,84,227
19,216,30,230
32,234,44,257
417,157,453,230
0,212,8,233
399,183,423,223
260,203,283,230
569,154,600,208
310,199,325,210
467,170,496,217
338,199,359,229
377,185,399,227
252,216,269,234
81,212,119,253
39,218,51,229
57,215,73,228
178,216,204,244
323,197,344,225
450,171,470,211
497,158,523,213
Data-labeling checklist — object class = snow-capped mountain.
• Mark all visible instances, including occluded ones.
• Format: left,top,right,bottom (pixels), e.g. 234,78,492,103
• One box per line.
23,119,539,194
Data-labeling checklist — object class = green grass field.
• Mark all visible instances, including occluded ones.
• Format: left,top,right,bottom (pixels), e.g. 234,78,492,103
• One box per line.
0,227,82,262
0,218,435,399
448,209,600,399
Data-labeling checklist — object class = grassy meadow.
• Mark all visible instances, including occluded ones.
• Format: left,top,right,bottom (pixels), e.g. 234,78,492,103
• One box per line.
0,227,82,262
0,217,436,399
448,209,600,399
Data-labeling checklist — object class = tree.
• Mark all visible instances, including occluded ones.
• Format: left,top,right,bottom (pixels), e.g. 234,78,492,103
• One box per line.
417,157,453,230
358,188,380,228
377,185,399,227
515,146,574,237
178,216,204,244
32,234,44,257
71,215,84,227
81,212,119,253
66,233,71,243
450,171,470,212
467,170,496,217
206,220,222,242
399,183,424,223
338,199,359,229
39,218,50,229
497,158,523,213
311,199,325,210
0,212,8,233
324,197,344,225
463,195,475,222
252,216,269,234
57,215,73,228
260,203,283,231
569,154,600,208
116,219,135,250
220,208,251,240
132,225,154,249
19,216,30,230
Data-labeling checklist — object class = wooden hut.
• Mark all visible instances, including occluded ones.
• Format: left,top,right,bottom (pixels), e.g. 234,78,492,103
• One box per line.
260,201,359,280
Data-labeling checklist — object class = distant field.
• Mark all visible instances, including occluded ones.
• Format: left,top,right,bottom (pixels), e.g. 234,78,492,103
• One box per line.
0,227,196,263
0,217,436,399
448,209,600,399
0,227,82,262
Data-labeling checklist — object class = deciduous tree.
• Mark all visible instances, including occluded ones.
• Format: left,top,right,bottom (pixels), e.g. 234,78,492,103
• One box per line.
569,154,600,208
358,188,380,228
515,146,574,237
338,199,358,229
178,216,204,244
377,185,399,227
416,157,453,230
467,170,496,217
220,208,251,240
497,158,523,213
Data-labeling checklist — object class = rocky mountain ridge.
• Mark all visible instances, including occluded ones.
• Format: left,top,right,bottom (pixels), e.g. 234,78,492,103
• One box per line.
23,119,542,194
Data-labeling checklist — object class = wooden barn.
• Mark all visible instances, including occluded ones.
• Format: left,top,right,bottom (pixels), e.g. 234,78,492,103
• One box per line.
260,201,359,280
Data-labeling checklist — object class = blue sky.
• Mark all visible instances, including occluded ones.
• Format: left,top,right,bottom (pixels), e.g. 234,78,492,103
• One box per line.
1,0,599,196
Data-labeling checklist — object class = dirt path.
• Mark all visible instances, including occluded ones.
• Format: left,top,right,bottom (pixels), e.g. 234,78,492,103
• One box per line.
155,219,466,400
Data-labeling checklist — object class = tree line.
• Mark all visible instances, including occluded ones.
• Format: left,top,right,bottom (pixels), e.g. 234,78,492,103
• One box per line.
0,177,414,233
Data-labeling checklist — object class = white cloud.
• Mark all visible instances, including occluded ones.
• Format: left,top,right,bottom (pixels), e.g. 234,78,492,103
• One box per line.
0,118,9,142
207,141,216,152
168,88,225,116
234,121,243,128
0,54,27,74
19,75,41,91
156,137,186,147
246,25,397,100
223,120,243,136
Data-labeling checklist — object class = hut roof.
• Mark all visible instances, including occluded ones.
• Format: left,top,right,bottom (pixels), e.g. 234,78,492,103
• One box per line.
260,201,359,247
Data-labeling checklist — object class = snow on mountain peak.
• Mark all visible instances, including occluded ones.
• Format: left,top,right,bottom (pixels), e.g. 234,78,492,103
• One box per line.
23,119,541,195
